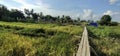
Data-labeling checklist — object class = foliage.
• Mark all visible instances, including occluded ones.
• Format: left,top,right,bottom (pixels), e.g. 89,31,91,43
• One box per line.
99,15,112,26
0,21,83,35
24,9,34,18
110,22,118,26
0,21,83,56
0,4,9,20
0,4,80,24
88,26,120,56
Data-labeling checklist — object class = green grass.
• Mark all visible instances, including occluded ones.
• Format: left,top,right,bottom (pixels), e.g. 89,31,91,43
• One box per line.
87,26,120,56
0,21,83,56
0,21,83,35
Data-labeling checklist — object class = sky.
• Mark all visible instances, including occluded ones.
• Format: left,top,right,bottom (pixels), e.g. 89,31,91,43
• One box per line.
0,0,120,22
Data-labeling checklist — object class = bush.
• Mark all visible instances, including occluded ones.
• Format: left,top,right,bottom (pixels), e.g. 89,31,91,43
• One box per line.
0,17,16,22
110,22,118,26
88,26,120,56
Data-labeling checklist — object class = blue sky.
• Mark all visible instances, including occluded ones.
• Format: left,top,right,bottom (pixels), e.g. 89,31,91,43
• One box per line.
0,0,120,22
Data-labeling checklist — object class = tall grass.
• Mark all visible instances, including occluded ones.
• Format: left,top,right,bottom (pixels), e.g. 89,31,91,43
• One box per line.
88,26,120,56
0,21,83,56
0,21,83,35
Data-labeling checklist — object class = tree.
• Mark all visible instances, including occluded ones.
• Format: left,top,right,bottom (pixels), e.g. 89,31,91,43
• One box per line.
99,15,112,25
9,9,25,21
81,20,87,22
24,9,33,18
61,15,65,23
64,16,72,23
60,15,72,23
77,17,80,22
32,13,39,22
44,15,53,22
38,12,44,20
39,12,43,17
88,20,94,23
0,4,9,20
56,16,60,23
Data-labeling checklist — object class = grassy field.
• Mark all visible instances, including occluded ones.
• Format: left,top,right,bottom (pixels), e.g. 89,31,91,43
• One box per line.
0,21,83,56
1,21,119,56
87,26,120,56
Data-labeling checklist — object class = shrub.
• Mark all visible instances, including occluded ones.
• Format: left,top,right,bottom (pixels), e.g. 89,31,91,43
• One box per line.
110,22,118,26
1,17,16,22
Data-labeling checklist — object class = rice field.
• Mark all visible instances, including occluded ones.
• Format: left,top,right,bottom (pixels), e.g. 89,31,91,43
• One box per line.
0,21,83,56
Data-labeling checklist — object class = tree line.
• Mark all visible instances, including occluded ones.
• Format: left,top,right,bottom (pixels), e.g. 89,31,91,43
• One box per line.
0,4,118,26
0,4,81,25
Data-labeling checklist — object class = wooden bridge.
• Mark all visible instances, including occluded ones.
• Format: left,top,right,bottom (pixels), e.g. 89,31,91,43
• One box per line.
76,27,90,56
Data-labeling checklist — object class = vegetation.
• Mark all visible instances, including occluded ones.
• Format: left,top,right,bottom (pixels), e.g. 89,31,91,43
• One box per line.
99,15,118,26
0,4,81,25
110,22,118,26
0,21,83,56
0,3,120,56
88,26,120,56
99,15,111,26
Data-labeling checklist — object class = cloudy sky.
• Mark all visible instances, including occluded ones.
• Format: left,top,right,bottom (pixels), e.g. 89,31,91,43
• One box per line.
0,0,120,22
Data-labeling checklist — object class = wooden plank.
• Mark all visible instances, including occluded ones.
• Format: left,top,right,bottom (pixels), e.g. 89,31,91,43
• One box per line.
76,27,90,56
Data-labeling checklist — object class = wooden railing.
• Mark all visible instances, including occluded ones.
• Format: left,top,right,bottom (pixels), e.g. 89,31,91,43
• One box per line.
76,27,90,56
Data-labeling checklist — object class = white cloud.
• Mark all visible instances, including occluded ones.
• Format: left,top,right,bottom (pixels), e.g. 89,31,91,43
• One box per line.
9,0,80,19
103,10,119,16
103,10,113,15
81,9,99,21
82,9,98,20
0,0,12,8
103,10,120,22
82,9,93,20
12,0,26,5
109,0,118,5
0,0,100,20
